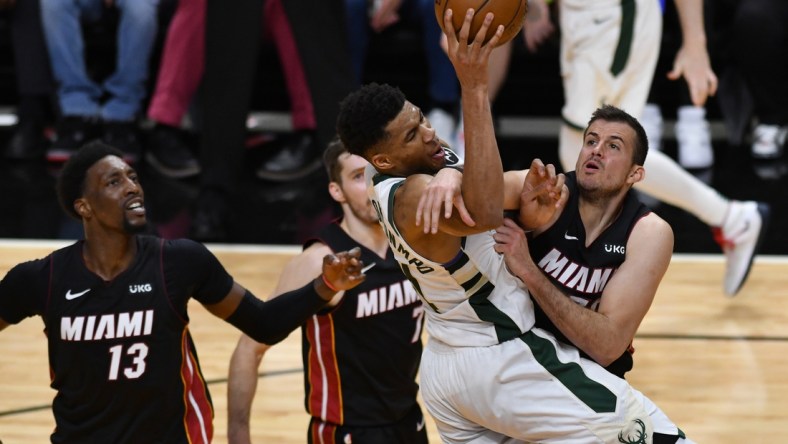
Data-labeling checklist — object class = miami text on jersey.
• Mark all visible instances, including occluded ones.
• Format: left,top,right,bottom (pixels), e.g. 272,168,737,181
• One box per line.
60,310,154,341
356,280,419,318
537,249,614,295
371,198,435,274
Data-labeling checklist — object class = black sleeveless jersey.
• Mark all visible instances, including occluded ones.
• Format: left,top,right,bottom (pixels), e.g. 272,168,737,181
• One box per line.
301,221,424,427
528,172,650,378
0,236,234,443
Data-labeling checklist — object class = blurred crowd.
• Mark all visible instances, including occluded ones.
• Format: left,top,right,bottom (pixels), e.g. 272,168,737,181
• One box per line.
0,0,784,243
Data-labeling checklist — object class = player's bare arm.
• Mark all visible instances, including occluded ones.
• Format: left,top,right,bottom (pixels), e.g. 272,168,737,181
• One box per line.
416,167,476,234
444,9,505,229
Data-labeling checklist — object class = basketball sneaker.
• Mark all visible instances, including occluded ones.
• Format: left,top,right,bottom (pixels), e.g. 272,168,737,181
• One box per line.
640,103,663,152
712,201,771,296
675,106,713,169
751,124,787,160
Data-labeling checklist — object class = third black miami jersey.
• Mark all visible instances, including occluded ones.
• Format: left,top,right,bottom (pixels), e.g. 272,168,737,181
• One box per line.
527,172,650,377
301,222,424,427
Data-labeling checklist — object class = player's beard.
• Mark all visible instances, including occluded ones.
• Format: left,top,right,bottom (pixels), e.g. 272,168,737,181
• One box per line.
348,200,379,225
577,182,621,205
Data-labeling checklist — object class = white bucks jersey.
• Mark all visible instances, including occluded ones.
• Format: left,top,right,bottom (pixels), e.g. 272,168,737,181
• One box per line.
366,161,536,347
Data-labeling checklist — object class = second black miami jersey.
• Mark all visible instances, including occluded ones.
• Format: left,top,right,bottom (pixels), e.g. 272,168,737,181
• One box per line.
527,172,650,377
301,222,424,428
0,236,233,443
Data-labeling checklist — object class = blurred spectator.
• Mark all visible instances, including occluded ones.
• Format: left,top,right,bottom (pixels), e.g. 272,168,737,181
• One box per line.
40,0,160,163
2,0,55,161
193,0,353,241
641,1,713,170
143,0,318,181
708,0,788,178
345,0,460,146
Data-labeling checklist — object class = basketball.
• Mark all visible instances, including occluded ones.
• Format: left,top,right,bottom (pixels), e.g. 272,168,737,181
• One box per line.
435,0,528,47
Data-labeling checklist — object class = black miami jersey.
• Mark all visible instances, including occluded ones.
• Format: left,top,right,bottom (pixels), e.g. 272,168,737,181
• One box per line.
0,236,234,443
301,222,424,431
527,172,650,377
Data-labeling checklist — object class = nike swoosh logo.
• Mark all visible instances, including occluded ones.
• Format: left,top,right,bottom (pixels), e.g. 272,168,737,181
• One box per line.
564,231,579,241
416,418,426,432
593,16,612,25
65,288,91,300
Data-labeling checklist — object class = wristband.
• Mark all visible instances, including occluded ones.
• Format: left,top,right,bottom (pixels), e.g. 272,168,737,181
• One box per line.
321,274,340,293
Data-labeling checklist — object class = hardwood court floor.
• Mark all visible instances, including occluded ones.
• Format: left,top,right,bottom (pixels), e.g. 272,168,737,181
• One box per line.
0,241,786,443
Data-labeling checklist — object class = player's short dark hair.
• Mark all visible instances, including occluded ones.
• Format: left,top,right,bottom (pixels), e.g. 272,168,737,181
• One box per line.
56,141,125,219
585,105,649,166
336,83,406,159
323,135,349,184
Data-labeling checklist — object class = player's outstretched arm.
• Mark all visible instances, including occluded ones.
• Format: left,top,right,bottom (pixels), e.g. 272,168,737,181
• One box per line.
443,8,505,228
206,248,366,345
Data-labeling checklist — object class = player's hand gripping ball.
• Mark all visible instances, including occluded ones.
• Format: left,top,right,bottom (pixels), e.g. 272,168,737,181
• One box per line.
435,0,528,47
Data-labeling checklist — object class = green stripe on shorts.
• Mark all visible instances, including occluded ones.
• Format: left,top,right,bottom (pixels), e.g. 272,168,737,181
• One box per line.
610,0,635,76
520,331,618,413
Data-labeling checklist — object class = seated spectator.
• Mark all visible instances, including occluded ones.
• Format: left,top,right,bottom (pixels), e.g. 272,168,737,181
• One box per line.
40,0,160,163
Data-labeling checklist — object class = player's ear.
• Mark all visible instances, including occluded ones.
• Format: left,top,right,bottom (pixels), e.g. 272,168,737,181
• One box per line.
627,165,645,184
328,181,346,203
370,153,394,172
74,198,91,218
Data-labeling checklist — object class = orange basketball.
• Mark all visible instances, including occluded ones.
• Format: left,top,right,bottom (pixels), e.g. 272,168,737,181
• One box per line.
434,0,528,47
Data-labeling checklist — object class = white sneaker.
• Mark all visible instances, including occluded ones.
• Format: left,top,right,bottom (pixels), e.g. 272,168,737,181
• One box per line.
675,106,713,169
427,108,456,148
751,124,787,159
712,201,770,296
640,103,663,152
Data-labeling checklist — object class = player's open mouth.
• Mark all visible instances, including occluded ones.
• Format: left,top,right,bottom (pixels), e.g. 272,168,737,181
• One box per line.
584,159,601,171
126,198,146,216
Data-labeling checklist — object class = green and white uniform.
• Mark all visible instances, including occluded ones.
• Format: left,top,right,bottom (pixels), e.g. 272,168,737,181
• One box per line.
366,163,654,443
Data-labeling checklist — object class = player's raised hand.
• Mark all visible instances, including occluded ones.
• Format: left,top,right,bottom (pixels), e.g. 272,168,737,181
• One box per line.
443,8,503,89
416,167,476,234
319,247,367,295
518,158,568,230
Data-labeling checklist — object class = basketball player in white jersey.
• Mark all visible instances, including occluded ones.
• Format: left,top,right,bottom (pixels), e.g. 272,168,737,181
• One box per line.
489,0,769,297
336,9,661,443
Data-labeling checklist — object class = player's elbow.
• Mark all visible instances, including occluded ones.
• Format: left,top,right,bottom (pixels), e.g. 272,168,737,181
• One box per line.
593,343,630,367
473,210,504,231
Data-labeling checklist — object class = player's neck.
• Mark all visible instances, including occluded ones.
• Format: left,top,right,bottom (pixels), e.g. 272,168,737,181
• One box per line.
81,233,138,282
577,195,626,246
341,216,389,259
